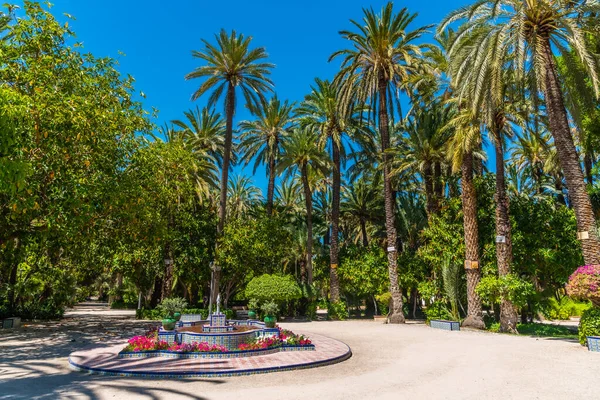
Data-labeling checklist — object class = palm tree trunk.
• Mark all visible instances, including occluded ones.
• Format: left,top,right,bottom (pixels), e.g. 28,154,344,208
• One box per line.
266,147,276,217
213,83,235,304
378,73,404,324
461,152,485,329
424,161,436,218
492,123,518,333
433,162,443,205
301,164,313,284
584,153,593,186
329,138,341,303
360,218,369,247
541,40,600,265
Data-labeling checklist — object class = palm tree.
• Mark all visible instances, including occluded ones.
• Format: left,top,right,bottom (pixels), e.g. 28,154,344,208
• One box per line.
440,0,600,264
172,107,226,168
297,78,360,303
442,23,522,332
227,175,263,219
444,106,487,329
239,96,295,216
331,2,430,323
341,177,382,247
186,29,274,234
391,101,451,218
278,128,329,284
186,29,274,303
510,128,552,195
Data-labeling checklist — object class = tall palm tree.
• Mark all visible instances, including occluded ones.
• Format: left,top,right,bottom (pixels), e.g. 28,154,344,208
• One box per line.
297,78,359,303
442,22,522,332
331,2,430,323
440,0,600,264
444,106,487,329
186,29,274,234
239,96,295,216
186,29,274,303
278,128,330,284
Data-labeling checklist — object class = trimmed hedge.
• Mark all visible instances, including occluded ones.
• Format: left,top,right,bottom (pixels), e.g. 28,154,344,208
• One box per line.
579,307,600,346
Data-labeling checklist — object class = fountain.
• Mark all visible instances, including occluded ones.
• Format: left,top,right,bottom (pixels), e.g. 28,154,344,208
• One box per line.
157,294,277,351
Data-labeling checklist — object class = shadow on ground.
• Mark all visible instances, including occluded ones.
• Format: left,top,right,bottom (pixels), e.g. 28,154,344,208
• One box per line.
0,307,229,399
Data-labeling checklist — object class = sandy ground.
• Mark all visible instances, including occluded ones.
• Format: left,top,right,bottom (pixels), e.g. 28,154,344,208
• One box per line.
0,306,598,400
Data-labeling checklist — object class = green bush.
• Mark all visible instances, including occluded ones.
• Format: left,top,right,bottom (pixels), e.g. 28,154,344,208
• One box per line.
328,301,348,320
476,274,534,308
245,274,302,303
424,300,453,322
579,307,600,346
261,301,279,317
157,297,188,318
541,297,591,320
375,292,391,315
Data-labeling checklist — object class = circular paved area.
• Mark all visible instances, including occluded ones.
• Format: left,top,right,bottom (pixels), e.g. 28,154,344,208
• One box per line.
68,332,351,377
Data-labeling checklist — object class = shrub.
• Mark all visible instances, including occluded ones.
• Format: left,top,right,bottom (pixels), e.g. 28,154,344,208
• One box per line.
476,274,534,308
156,297,188,318
375,292,391,315
424,300,452,322
579,307,600,346
245,274,302,303
261,301,279,317
328,301,348,320
248,299,259,311
540,297,591,320
566,265,600,307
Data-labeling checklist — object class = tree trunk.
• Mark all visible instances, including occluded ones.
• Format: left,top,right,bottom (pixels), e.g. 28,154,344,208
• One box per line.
213,83,236,304
162,241,174,300
266,140,277,216
461,152,485,329
378,73,404,324
301,164,314,284
360,218,369,247
492,121,518,333
584,153,593,186
433,162,443,206
541,40,600,264
424,161,436,218
329,138,341,303
7,238,19,313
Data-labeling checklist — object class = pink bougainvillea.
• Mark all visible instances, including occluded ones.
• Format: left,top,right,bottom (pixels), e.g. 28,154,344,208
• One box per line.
566,264,600,306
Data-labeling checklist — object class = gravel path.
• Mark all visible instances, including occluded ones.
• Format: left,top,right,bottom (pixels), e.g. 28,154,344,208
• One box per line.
0,306,598,399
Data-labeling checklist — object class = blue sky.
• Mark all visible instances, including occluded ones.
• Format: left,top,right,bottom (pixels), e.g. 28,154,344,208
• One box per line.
43,0,475,192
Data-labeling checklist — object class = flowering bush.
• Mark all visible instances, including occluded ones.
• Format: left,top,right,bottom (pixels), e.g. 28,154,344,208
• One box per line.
167,342,226,352
238,336,280,351
122,334,227,353
278,327,312,346
566,265,600,306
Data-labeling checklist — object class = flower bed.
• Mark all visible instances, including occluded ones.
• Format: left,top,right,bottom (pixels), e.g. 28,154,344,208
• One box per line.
119,326,314,358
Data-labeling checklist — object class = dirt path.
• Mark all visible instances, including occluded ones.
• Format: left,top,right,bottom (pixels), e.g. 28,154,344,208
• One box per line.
1,306,598,399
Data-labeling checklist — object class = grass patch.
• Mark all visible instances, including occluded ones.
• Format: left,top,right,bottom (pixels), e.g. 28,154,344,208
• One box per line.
488,322,578,339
